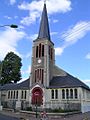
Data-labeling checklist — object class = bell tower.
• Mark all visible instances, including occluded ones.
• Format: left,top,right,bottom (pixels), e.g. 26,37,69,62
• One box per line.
30,2,55,87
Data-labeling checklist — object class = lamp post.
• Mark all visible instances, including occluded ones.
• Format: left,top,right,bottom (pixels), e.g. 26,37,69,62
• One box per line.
34,92,39,118
0,24,18,111
0,24,18,28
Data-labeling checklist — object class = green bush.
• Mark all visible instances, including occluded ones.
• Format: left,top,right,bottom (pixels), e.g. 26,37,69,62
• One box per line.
26,107,32,111
46,108,79,113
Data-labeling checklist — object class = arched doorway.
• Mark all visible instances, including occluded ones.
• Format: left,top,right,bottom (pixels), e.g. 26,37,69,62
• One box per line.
32,87,43,106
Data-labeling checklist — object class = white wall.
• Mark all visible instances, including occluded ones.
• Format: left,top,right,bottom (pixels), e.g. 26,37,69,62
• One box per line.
80,88,90,113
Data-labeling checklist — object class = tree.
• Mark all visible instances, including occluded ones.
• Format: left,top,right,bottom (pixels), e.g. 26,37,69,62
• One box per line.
0,61,2,82
0,52,22,85
0,61,2,71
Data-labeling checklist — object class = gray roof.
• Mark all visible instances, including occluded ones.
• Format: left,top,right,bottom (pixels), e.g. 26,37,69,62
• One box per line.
0,79,30,90
49,73,90,90
37,3,51,40
0,71,90,91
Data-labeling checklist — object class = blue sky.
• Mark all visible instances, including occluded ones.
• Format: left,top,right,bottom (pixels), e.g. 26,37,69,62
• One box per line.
0,0,90,86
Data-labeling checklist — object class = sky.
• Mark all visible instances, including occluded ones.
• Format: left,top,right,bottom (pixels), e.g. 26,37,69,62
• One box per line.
0,0,90,86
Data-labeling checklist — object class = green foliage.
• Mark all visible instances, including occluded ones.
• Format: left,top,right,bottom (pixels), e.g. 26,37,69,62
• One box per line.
0,61,2,83
0,52,22,85
26,107,32,111
46,108,79,113
0,61,2,72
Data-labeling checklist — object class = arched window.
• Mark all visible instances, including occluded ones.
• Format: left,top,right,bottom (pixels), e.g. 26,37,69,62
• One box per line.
35,69,44,84
62,89,65,99
37,69,39,81
11,91,13,99
66,89,69,99
42,45,44,57
74,89,78,99
16,91,18,99
8,91,10,99
70,89,73,99
39,69,41,80
51,90,54,99
42,69,44,84
55,89,58,99
13,91,15,99
25,91,27,99
49,46,50,56
21,91,23,99
39,43,41,58
36,46,38,58
51,48,53,60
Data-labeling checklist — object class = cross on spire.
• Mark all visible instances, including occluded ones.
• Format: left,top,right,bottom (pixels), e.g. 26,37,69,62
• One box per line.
44,0,46,4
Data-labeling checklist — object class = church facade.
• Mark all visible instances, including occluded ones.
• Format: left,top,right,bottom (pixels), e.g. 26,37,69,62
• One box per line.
0,3,90,113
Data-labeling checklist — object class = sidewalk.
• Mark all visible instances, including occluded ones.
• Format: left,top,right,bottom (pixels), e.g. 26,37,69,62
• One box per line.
0,109,39,120
0,109,90,120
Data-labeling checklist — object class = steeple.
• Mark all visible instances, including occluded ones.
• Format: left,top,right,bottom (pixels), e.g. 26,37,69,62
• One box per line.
38,2,51,40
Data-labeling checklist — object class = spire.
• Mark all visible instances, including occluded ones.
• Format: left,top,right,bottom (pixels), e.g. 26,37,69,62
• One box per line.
38,2,51,40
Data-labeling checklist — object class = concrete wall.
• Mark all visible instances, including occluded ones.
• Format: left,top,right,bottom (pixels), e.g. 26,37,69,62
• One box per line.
80,88,90,113
1,87,90,113
1,89,30,110
44,88,81,111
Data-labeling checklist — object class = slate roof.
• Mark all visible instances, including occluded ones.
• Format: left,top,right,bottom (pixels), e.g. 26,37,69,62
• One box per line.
49,73,90,90
0,78,30,91
37,3,51,40
0,73,90,91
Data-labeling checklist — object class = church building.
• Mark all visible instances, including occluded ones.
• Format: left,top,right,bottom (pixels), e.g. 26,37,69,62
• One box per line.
0,2,90,113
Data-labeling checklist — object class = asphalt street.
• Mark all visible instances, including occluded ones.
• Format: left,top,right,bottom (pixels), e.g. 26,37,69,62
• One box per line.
0,113,19,120
0,110,90,120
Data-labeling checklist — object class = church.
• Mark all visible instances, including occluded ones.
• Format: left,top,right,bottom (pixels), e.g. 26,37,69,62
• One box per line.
0,2,90,113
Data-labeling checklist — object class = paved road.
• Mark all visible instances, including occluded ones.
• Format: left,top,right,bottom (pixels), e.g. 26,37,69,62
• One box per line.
0,113,19,120
49,112,90,120
0,110,90,120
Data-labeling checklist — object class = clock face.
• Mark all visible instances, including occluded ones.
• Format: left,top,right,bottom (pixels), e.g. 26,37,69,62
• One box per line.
38,59,42,63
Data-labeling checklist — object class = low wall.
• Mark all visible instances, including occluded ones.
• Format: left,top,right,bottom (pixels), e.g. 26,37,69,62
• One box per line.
81,101,90,113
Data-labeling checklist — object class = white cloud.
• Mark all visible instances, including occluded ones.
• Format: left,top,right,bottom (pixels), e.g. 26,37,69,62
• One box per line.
26,65,31,74
4,16,12,20
0,28,26,60
86,53,90,59
25,52,32,59
18,0,71,26
55,47,64,56
9,0,16,5
18,77,29,83
20,65,31,83
20,11,40,26
51,32,58,36
55,21,90,56
82,79,90,87
53,19,59,23
14,16,18,19
29,34,38,41
4,15,18,20
22,65,31,75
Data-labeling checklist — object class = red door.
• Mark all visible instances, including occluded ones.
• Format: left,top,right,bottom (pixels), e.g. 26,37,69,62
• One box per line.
32,87,43,106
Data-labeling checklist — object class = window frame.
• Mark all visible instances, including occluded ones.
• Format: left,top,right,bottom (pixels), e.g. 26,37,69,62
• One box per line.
51,89,54,99
62,89,65,99
74,89,78,99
